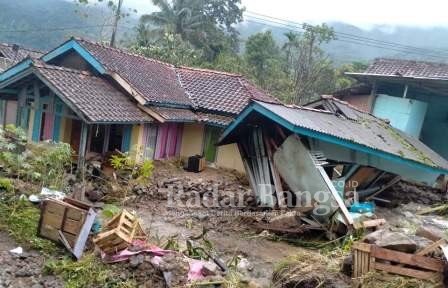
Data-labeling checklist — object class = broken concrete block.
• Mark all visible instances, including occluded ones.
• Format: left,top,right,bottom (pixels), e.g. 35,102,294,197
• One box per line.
416,225,443,242
364,230,417,253
237,258,254,272
202,261,218,276
409,235,434,251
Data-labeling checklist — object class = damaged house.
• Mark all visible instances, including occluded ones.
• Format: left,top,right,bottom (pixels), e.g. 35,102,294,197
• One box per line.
0,38,278,171
218,97,448,226
333,58,448,162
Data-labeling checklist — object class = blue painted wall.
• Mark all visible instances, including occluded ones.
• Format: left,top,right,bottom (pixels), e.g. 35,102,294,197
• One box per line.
373,94,427,138
375,82,448,160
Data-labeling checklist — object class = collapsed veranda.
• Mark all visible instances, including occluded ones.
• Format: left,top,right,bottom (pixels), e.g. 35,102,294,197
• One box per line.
0,38,278,171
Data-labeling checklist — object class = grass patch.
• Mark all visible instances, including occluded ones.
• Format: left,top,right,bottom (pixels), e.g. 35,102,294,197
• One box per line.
44,253,137,288
272,250,345,288
0,195,58,254
356,271,436,288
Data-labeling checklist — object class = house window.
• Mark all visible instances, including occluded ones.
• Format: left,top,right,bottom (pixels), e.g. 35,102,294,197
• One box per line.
203,125,222,163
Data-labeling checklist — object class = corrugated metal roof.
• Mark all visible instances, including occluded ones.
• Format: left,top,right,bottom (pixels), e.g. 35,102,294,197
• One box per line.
225,100,448,171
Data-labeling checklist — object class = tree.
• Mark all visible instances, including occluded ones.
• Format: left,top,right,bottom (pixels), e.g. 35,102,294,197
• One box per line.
138,0,244,60
76,0,136,45
131,33,203,66
334,61,369,90
244,31,291,98
283,24,336,104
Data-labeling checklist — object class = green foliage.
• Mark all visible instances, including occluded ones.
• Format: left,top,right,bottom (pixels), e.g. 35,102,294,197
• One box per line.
29,142,73,190
134,0,244,62
0,177,13,192
0,125,73,191
334,61,369,90
131,32,203,66
101,203,121,218
44,253,137,288
110,150,154,184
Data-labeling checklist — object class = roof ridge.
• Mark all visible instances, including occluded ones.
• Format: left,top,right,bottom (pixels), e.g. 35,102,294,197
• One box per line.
240,78,282,104
322,95,373,115
32,60,92,76
372,57,448,68
74,37,176,68
0,42,45,54
178,66,242,77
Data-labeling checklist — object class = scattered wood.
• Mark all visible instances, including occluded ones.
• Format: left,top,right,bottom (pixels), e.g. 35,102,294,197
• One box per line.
416,239,447,256
417,204,448,215
361,218,386,229
352,241,444,280
38,198,97,259
94,210,146,254
263,133,286,208
366,175,402,200
254,223,308,235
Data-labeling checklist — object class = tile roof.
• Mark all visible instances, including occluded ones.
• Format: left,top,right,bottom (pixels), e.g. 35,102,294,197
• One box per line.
352,58,448,80
196,112,234,126
76,39,191,107
150,106,198,122
75,39,279,115
149,107,233,126
33,62,153,123
225,99,448,171
177,66,279,114
0,43,43,62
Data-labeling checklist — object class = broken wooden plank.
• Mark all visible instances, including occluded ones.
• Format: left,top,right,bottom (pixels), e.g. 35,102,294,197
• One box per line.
416,239,446,256
362,218,386,229
318,166,353,226
366,175,402,200
371,245,444,272
373,262,437,280
263,133,286,208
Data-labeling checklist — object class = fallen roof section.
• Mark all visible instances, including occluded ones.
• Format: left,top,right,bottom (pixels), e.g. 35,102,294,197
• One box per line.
220,100,448,175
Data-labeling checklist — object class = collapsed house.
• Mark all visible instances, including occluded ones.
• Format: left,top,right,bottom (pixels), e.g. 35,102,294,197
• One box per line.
334,58,448,162
0,38,278,172
218,97,448,227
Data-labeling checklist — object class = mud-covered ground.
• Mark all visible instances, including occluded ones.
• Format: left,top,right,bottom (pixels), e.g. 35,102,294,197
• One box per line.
0,232,63,288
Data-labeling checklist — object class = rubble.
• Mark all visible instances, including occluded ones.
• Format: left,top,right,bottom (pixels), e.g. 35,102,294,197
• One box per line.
363,229,417,253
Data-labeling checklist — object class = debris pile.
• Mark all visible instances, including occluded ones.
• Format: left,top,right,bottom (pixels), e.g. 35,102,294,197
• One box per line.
385,180,447,205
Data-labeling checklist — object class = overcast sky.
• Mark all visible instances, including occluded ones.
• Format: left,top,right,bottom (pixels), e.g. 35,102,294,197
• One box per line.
123,0,448,29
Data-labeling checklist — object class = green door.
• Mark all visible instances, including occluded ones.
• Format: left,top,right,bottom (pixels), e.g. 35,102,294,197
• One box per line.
204,126,222,162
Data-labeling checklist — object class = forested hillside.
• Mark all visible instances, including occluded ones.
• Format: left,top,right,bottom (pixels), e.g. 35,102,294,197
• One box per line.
2,0,448,104
0,0,137,50
2,0,448,64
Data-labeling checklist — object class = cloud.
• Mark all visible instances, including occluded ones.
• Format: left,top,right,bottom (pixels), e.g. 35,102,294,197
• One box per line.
242,0,448,28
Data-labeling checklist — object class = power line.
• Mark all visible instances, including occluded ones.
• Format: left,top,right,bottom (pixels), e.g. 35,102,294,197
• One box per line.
244,11,448,60
245,11,448,55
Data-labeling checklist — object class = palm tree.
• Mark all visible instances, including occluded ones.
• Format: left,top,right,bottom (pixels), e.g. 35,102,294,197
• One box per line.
140,0,204,42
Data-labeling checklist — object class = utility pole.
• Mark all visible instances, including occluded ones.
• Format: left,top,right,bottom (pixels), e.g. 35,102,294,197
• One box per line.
110,0,124,47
